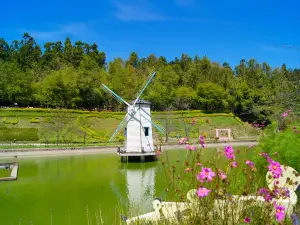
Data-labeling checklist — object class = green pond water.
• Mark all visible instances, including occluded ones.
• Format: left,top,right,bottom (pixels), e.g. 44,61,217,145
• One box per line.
0,147,253,224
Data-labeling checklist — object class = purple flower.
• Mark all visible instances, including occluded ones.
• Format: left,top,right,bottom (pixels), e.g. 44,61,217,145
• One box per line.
231,161,238,168
245,160,255,168
282,112,288,117
275,203,285,222
197,167,216,182
276,187,290,199
199,135,205,148
268,160,283,179
291,213,299,225
259,152,269,158
259,188,273,202
197,187,211,198
224,145,235,160
244,217,251,223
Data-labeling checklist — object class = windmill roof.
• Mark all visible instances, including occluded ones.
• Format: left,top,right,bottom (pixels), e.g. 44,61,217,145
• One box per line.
129,99,151,105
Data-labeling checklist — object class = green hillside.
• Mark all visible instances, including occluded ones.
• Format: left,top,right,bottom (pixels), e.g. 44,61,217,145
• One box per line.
0,108,260,145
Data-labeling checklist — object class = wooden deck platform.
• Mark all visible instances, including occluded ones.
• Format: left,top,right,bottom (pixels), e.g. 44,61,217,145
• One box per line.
118,152,157,156
117,147,158,162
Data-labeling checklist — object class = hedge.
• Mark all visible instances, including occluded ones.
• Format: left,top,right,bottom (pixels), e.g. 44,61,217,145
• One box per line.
2,117,19,125
0,128,39,141
29,117,40,123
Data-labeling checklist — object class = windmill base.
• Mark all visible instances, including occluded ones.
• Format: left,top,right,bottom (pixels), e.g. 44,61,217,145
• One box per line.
117,151,158,163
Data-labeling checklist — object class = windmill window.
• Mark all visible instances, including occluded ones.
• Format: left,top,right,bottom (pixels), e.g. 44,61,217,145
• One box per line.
144,127,149,136
124,128,127,135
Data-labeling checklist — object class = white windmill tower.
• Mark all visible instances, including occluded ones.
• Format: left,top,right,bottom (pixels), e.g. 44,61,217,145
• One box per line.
102,71,165,162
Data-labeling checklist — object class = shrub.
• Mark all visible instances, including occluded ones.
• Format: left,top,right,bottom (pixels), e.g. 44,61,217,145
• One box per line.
155,139,297,224
254,122,300,172
2,117,19,125
30,117,40,123
0,128,39,141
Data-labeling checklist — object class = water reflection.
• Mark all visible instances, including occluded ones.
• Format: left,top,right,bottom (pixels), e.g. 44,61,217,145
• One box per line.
120,163,157,215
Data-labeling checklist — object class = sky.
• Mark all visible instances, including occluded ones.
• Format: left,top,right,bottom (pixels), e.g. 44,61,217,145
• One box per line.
1,0,300,68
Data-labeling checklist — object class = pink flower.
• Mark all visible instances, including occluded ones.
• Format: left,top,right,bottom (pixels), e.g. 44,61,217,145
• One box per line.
179,137,188,145
259,188,273,202
186,144,196,151
268,160,283,179
245,160,255,168
185,167,193,173
199,135,205,148
155,150,161,156
248,144,255,148
196,162,202,167
288,109,292,112
224,145,235,160
191,118,197,125
218,170,227,180
197,187,211,198
197,167,216,182
259,152,269,158
275,203,285,222
293,126,297,129
231,161,238,168
282,112,288,117
244,217,251,223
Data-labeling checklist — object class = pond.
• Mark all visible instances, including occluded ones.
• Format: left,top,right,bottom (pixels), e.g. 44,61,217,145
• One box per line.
0,146,254,224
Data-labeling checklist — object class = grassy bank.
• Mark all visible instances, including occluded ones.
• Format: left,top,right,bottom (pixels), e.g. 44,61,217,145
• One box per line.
0,108,260,145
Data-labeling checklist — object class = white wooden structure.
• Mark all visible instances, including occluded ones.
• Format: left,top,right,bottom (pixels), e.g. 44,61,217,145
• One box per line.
216,128,232,141
125,99,154,154
102,72,165,162
123,165,299,224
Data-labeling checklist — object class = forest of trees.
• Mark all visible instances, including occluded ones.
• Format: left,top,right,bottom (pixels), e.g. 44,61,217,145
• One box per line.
0,33,299,122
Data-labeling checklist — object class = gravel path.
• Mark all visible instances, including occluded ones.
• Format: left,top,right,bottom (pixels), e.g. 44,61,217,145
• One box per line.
0,141,258,159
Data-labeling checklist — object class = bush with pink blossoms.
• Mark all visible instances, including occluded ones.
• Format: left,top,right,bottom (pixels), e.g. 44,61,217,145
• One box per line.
157,141,297,225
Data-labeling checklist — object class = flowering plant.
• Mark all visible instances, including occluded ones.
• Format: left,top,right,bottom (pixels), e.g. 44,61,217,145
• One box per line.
159,124,298,224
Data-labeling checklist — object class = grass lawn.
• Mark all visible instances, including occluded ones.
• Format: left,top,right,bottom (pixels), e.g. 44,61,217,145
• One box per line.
0,109,260,145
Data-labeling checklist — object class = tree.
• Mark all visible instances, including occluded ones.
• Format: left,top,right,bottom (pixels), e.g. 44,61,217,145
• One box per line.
64,37,73,64
195,82,231,111
173,86,197,110
0,38,10,61
18,33,41,69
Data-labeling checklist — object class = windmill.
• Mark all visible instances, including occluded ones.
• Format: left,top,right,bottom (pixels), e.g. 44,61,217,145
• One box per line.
102,71,165,162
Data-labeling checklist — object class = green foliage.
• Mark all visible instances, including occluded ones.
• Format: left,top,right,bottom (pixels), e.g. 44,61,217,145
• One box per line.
2,117,19,125
0,128,39,141
0,33,298,123
0,109,259,144
29,117,40,123
255,122,300,172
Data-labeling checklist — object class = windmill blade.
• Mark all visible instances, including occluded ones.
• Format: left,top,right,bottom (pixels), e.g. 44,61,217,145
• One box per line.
109,115,127,142
151,119,166,132
132,71,156,107
102,84,132,108
140,113,165,134
139,108,165,132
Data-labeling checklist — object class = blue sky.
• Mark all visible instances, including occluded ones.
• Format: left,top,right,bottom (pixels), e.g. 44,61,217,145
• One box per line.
1,0,300,68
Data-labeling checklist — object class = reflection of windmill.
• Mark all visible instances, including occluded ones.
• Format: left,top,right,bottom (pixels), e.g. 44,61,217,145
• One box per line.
102,71,165,162
120,164,156,216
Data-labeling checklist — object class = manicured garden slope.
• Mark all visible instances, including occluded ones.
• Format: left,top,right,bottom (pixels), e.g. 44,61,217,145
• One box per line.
0,108,260,144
